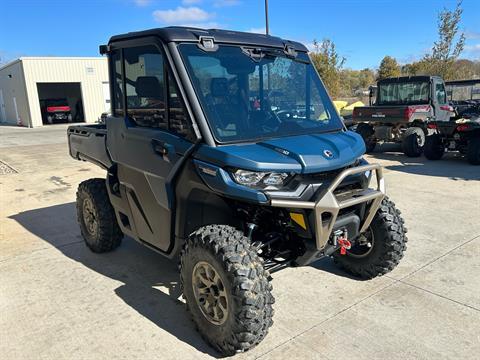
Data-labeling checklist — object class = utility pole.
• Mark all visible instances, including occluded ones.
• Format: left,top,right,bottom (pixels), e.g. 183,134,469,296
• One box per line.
265,0,269,35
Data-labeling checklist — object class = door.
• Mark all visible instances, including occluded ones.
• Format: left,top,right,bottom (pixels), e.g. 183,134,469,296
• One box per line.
102,82,111,113
433,78,451,122
107,44,195,252
0,89,6,122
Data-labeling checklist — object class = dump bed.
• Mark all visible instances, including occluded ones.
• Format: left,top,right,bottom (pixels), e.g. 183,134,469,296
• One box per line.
67,124,112,169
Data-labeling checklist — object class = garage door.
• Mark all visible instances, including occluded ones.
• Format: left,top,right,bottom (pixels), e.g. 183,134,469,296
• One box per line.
37,83,85,125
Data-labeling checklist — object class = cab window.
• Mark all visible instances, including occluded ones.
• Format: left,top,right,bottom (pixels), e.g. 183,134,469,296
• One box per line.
435,83,447,104
124,45,167,128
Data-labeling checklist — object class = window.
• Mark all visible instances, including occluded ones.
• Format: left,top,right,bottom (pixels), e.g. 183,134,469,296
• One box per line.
111,50,123,116
377,82,429,105
435,83,446,104
124,45,166,128
167,71,195,141
180,44,342,143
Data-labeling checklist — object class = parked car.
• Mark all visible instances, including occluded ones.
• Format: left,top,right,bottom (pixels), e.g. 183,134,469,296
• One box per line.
425,79,480,165
40,98,73,124
352,76,451,156
67,27,407,355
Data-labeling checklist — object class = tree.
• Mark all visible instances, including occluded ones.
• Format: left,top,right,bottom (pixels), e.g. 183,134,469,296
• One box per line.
422,0,465,79
378,56,400,80
310,39,345,98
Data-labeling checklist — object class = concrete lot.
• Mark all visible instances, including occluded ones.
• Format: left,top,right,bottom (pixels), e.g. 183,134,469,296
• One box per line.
1,124,479,359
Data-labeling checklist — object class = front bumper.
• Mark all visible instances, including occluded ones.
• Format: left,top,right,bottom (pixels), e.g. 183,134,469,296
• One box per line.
270,164,385,250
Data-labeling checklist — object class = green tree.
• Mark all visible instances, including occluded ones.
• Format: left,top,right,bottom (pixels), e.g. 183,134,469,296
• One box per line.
378,56,400,80
422,0,465,79
310,39,345,98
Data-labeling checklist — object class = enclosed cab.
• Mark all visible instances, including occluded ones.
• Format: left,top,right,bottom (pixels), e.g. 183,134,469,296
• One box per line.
352,76,451,156
67,27,407,355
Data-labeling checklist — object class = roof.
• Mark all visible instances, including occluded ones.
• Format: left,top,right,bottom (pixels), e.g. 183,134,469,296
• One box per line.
445,79,480,86
377,75,438,84
108,26,308,52
0,57,105,72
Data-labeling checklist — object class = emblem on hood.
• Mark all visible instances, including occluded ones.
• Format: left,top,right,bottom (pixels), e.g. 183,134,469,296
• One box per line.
323,149,334,158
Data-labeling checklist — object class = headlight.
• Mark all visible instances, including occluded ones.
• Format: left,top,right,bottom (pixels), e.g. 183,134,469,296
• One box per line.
232,170,290,190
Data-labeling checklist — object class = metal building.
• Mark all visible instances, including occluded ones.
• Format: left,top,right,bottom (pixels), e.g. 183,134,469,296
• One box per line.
0,57,109,127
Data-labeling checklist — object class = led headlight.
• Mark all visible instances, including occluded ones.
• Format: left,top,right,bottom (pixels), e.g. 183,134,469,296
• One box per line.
232,170,290,190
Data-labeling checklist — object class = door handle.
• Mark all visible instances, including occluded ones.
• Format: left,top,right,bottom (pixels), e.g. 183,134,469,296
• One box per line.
152,139,169,155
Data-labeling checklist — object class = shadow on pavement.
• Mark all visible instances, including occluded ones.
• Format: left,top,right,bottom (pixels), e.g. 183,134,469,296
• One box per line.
367,144,480,181
10,202,221,358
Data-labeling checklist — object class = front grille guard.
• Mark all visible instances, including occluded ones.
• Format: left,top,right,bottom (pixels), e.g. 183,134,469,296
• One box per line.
270,164,385,250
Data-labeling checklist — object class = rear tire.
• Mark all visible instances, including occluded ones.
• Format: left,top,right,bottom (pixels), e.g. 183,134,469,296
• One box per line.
356,123,377,153
333,197,407,279
424,134,445,160
180,225,274,356
76,178,123,253
402,127,425,157
467,137,480,165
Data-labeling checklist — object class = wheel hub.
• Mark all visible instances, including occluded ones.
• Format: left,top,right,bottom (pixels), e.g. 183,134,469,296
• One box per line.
348,229,375,258
82,198,98,236
192,261,229,325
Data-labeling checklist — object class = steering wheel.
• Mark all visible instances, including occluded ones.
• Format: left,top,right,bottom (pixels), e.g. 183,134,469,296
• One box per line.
275,110,295,121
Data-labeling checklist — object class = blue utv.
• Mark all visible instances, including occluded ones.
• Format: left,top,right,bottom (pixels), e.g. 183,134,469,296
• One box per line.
68,27,407,356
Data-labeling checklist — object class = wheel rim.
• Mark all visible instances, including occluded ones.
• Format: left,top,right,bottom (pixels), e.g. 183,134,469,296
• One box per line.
347,229,375,258
192,261,229,325
82,198,98,236
416,132,425,147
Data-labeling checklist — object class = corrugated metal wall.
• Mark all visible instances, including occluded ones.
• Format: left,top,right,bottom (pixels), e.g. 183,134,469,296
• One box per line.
22,57,108,127
0,61,31,126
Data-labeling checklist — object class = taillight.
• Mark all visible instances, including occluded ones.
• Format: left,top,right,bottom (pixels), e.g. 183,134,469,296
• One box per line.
404,107,415,120
456,124,469,132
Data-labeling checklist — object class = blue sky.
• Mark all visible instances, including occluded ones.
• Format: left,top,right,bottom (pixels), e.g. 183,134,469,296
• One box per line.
0,0,479,69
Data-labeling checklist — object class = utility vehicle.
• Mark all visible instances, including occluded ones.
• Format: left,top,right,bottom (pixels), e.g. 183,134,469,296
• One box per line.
68,27,407,355
351,76,451,156
41,98,73,124
425,79,480,165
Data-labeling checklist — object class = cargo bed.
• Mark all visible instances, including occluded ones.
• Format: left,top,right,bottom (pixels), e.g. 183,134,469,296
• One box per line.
67,124,112,169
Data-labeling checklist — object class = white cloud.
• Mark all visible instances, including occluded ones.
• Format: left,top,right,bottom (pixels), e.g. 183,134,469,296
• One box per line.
465,31,480,40
214,0,240,7
177,22,220,29
133,0,151,6
182,0,202,4
463,43,480,54
247,27,266,34
153,6,215,24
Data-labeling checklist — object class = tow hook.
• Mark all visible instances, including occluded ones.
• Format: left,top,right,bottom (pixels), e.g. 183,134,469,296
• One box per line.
333,229,351,255
337,238,352,255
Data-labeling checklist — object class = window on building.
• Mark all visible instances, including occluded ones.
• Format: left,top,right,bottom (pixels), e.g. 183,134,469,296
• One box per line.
124,45,166,128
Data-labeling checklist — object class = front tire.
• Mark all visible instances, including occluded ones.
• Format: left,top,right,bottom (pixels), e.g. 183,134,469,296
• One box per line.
180,225,274,355
333,197,407,279
402,127,425,157
76,178,123,253
467,137,480,165
424,134,445,160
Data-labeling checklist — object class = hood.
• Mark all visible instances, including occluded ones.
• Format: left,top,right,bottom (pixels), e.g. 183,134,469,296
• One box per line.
195,130,365,174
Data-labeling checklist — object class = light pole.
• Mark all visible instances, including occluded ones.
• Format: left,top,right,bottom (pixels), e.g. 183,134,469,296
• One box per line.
265,0,269,35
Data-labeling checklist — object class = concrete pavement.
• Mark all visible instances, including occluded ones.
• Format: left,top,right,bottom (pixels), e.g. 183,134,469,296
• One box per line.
0,125,479,359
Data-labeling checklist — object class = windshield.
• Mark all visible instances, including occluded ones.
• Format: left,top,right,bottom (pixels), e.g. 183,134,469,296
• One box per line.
377,81,430,105
179,44,343,143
